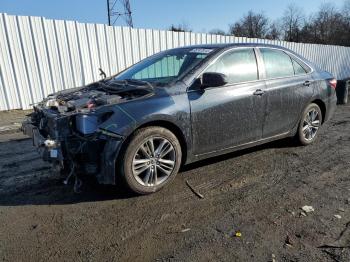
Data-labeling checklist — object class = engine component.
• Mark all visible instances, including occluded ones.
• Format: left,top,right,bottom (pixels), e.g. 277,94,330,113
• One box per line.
67,97,90,110
45,98,59,108
76,114,99,135
44,139,57,148
95,94,122,105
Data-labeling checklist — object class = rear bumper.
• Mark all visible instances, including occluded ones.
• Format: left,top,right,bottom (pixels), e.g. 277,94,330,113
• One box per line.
324,93,337,122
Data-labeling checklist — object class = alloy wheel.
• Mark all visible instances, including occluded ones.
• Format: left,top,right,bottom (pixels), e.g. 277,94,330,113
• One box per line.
302,109,321,141
132,137,176,186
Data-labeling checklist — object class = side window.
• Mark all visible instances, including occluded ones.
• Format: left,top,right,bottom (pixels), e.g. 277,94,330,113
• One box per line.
260,49,294,78
205,48,258,84
292,59,307,75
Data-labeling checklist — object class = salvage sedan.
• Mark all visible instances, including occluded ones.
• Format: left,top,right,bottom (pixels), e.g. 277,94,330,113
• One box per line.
22,43,337,194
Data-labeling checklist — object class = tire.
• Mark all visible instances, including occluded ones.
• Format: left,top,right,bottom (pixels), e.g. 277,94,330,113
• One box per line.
118,126,182,194
296,103,323,146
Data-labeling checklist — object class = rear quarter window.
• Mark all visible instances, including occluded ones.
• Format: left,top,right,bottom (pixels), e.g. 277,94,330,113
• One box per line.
291,57,312,74
292,59,307,75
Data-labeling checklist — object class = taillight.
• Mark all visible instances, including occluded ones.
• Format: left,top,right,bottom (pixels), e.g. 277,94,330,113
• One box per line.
329,78,337,89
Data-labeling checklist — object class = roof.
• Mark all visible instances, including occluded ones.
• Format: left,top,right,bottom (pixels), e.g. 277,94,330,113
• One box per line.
176,43,288,50
174,43,306,61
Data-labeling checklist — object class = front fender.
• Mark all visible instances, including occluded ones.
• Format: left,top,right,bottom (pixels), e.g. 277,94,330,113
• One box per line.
98,90,192,165
99,92,191,137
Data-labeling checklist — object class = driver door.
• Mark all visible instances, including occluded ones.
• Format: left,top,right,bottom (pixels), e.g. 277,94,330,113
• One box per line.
189,48,267,155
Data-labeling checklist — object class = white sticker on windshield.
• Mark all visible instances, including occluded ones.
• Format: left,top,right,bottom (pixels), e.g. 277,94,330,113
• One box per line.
189,48,213,54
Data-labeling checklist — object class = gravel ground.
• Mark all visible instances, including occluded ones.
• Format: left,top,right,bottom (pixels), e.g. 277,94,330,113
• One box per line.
0,110,30,126
0,105,350,261
0,110,31,133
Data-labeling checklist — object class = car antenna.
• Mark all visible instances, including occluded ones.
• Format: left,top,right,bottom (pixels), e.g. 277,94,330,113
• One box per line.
99,68,107,79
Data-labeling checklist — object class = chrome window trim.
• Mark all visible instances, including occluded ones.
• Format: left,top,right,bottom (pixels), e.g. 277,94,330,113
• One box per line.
188,46,262,90
188,45,315,91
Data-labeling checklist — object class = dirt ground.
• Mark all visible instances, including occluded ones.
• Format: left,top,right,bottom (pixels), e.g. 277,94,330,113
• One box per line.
0,105,350,262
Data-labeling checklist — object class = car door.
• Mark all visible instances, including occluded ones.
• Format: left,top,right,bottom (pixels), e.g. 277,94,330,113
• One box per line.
188,48,267,155
259,48,315,138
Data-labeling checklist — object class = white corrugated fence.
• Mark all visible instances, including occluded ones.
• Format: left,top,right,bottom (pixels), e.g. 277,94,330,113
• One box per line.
1,13,350,111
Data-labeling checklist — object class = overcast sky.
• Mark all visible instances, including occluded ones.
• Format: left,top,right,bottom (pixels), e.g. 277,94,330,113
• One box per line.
0,0,347,32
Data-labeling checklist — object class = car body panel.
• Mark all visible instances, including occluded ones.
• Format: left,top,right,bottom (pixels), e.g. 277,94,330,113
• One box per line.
104,83,192,146
189,80,267,155
262,74,315,138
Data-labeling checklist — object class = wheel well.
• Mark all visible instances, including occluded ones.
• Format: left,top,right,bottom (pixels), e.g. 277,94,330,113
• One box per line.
128,120,188,165
311,99,326,123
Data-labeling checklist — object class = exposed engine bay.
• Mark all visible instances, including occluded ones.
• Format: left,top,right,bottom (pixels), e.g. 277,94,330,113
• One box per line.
22,79,154,190
44,79,153,114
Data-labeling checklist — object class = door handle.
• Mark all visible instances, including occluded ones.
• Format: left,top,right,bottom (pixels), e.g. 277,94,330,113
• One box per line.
303,80,311,87
253,89,265,96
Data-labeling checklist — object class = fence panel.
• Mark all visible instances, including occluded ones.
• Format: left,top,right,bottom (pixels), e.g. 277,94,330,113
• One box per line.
1,13,350,110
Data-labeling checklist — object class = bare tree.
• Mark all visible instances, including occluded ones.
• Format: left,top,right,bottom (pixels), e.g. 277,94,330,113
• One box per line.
169,23,192,32
299,15,318,43
344,0,350,19
265,21,282,40
343,0,350,42
281,4,305,42
209,29,227,35
313,3,347,45
229,10,269,38
296,3,350,46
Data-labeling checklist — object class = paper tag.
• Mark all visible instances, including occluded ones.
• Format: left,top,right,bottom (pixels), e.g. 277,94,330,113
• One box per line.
50,149,58,158
189,48,213,54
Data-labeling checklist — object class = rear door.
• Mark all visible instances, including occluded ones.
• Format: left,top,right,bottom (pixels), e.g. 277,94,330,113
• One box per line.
189,48,267,155
259,48,314,138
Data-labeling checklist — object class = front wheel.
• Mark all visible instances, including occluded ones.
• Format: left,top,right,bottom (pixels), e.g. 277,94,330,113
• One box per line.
296,103,323,145
118,126,182,194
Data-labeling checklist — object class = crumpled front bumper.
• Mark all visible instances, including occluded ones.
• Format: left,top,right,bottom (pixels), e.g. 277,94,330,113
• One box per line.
22,118,63,162
22,118,125,185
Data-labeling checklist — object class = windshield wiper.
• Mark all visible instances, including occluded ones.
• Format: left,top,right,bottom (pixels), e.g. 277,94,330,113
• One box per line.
123,79,153,89
97,78,154,94
99,68,107,79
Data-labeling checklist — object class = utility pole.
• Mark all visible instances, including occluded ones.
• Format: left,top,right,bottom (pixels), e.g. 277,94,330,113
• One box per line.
107,0,111,26
107,0,134,27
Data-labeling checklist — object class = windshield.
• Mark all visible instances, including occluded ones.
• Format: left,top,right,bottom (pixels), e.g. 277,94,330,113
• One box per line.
115,47,215,85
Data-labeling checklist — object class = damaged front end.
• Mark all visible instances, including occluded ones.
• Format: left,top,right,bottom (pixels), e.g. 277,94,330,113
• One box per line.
22,79,153,185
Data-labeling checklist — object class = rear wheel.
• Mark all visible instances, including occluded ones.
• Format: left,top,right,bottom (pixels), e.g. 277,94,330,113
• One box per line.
119,126,182,194
296,103,322,145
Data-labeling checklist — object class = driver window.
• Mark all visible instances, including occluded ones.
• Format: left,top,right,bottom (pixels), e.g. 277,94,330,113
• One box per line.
205,48,258,84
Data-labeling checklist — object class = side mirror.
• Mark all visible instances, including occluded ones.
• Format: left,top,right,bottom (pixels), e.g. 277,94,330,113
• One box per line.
201,72,227,88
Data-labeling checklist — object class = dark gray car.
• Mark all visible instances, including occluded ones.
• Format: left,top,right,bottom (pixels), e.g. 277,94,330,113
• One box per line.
22,43,337,194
